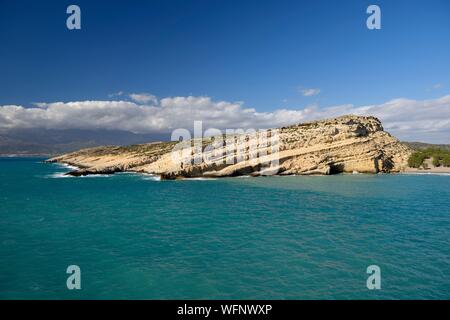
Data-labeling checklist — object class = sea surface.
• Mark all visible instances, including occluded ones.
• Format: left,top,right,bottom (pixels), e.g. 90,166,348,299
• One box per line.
0,157,449,299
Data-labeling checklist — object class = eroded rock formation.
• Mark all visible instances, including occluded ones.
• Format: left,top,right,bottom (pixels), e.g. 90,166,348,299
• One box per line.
46,115,412,179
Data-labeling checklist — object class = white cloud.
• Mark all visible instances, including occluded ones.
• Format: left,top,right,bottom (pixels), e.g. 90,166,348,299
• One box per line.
129,93,158,104
0,95,450,143
300,95,450,143
426,84,444,92
108,91,124,98
300,88,321,97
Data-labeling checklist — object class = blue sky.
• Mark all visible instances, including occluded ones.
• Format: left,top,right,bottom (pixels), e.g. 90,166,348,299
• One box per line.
1,0,449,108
1,0,450,142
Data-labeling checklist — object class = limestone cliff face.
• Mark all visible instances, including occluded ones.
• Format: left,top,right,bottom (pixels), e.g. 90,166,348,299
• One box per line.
47,115,412,178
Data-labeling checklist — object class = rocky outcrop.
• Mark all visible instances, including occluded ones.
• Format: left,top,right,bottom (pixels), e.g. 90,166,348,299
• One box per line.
46,115,412,179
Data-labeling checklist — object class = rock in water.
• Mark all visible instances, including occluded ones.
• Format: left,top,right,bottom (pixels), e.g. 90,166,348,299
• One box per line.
46,115,412,179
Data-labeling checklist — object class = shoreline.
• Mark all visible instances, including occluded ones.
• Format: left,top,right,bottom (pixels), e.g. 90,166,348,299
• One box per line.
404,167,450,174
48,159,450,179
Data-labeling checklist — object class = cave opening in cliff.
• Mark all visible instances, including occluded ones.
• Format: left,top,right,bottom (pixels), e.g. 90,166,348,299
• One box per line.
329,163,344,175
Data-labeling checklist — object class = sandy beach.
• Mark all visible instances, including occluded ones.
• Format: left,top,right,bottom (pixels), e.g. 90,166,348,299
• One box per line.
404,167,450,174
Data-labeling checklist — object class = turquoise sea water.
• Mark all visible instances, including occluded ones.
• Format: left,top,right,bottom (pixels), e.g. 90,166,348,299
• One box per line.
0,157,449,299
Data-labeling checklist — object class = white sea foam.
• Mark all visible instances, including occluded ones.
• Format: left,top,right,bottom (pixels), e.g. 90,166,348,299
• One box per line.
45,172,112,179
56,163,79,170
82,174,111,178
46,172,74,179
141,174,161,181
402,172,450,176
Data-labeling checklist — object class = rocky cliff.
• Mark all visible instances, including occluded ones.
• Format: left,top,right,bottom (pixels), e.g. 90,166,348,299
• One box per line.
46,115,412,179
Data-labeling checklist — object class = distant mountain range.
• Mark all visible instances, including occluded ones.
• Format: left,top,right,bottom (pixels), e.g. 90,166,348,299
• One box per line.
0,129,168,156
403,142,450,150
